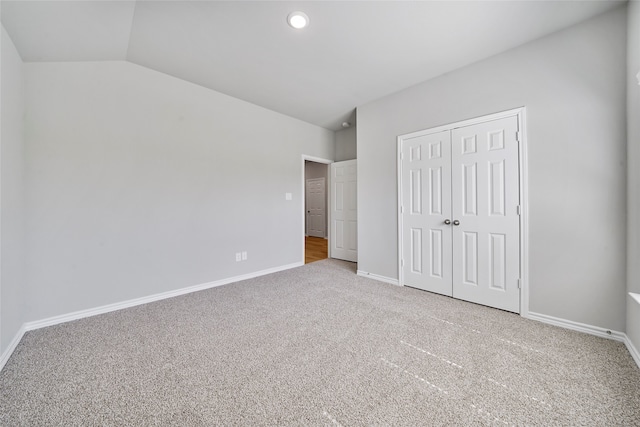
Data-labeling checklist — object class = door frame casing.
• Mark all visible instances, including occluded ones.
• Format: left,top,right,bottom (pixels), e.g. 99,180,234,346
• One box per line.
397,107,529,317
301,155,333,264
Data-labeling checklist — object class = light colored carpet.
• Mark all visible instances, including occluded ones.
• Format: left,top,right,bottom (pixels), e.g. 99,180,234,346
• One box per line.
1,259,639,426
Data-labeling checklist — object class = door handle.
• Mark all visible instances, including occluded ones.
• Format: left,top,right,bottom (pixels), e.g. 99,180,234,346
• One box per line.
453,220,460,226
444,219,451,225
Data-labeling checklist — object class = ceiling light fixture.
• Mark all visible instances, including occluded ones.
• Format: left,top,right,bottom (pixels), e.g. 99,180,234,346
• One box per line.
287,11,309,29
342,122,351,128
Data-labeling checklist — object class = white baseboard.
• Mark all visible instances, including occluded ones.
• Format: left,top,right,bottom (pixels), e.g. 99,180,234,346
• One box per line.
527,311,640,370
1,262,303,372
25,262,303,331
5,266,638,373
357,270,400,286
0,325,26,372
625,333,640,369
527,311,626,342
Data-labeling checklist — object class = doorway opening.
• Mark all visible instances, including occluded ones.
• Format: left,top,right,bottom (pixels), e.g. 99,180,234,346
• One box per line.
304,159,330,264
305,236,328,264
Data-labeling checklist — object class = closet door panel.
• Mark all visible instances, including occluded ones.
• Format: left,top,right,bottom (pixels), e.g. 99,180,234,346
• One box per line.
451,116,520,313
401,131,453,296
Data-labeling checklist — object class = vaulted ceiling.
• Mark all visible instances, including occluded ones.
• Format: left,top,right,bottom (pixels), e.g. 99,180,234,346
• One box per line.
1,1,624,130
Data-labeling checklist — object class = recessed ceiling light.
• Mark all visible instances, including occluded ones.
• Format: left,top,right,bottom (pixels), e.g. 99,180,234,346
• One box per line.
287,11,309,29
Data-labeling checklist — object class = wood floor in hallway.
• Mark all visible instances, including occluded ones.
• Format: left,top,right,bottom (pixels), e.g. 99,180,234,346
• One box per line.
305,236,328,264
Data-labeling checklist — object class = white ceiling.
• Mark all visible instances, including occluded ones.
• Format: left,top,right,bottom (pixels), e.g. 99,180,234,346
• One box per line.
1,1,624,130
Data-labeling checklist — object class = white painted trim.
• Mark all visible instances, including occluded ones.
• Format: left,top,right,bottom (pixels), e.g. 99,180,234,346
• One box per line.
4,268,638,372
527,311,626,342
630,292,640,305
396,138,404,287
527,311,640,370
0,261,302,373
399,107,527,141
24,262,303,332
357,270,400,286
0,325,26,372
518,108,530,318
397,107,529,316
301,155,332,264
302,155,334,165
624,333,640,369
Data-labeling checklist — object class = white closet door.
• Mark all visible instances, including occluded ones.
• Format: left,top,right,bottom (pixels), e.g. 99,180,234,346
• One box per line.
401,130,453,296
451,116,520,312
331,160,357,262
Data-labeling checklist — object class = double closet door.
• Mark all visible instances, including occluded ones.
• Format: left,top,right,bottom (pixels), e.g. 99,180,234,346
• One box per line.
400,115,521,313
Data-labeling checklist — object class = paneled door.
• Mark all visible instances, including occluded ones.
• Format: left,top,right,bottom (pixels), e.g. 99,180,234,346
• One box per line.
451,117,520,312
400,130,453,296
400,114,521,313
331,160,357,262
306,177,326,238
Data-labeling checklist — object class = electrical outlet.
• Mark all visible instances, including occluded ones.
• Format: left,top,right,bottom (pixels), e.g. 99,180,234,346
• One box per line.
235,252,241,262
242,251,247,261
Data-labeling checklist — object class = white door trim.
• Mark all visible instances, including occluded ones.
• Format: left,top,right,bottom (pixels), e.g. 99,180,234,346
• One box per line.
397,107,529,316
301,155,333,264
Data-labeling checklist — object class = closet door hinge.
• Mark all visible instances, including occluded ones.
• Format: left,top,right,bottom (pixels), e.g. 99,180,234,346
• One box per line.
401,259,405,267
400,206,404,214
517,279,522,289
516,131,521,142
516,205,522,216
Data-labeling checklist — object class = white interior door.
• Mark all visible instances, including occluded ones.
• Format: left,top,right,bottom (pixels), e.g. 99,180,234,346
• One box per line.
400,114,521,313
331,160,357,262
451,116,520,312
401,130,453,296
306,177,326,238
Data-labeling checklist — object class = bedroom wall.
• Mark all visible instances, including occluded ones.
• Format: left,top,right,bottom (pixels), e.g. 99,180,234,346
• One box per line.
627,0,640,356
23,61,334,322
357,7,627,331
1,26,26,354
335,126,356,161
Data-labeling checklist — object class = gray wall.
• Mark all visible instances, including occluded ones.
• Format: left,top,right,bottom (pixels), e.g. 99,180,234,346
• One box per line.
305,161,329,180
23,61,334,322
304,161,328,237
357,7,627,331
335,127,356,161
628,0,640,353
1,26,26,354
